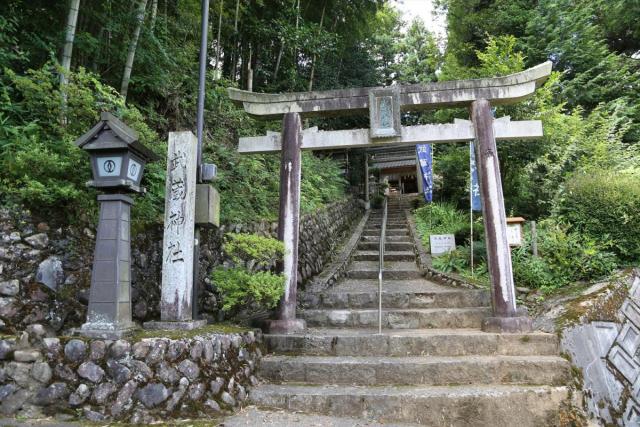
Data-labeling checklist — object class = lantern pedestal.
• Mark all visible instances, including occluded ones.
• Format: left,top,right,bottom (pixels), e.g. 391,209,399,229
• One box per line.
80,194,137,339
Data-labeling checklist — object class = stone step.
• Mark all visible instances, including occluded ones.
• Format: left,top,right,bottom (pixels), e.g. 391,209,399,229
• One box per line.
259,355,571,386
364,228,409,234
363,229,408,236
301,307,491,329
360,235,412,243
365,222,406,226
264,328,561,357
304,283,490,309
250,384,569,426
348,261,420,279
357,241,414,252
353,250,414,261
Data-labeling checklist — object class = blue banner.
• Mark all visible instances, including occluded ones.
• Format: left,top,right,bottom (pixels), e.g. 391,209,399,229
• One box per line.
416,144,433,203
470,142,482,211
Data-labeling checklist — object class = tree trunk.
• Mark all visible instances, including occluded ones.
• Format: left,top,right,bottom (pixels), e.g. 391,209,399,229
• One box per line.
61,0,81,86
274,39,284,81
229,0,240,80
150,0,158,32
120,0,149,101
214,0,223,77
307,0,326,92
246,43,253,91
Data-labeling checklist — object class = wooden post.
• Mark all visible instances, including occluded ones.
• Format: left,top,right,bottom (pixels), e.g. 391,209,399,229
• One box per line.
470,99,532,333
364,154,370,209
267,113,306,333
531,220,538,257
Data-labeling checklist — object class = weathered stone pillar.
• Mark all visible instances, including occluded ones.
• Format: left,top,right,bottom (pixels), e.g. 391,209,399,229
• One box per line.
145,131,205,331
80,194,136,339
267,112,306,333
470,99,532,333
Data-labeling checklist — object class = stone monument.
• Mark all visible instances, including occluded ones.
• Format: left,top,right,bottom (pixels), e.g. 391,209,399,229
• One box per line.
144,131,206,330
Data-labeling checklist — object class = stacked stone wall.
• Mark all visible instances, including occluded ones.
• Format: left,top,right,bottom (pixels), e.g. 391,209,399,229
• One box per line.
0,197,362,332
0,327,261,421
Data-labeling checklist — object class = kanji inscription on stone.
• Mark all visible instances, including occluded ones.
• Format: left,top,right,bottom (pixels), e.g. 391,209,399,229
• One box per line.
160,132,197,321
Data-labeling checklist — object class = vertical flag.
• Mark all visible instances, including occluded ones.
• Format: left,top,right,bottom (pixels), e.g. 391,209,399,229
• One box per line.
416,144,433,202
470,142,482,211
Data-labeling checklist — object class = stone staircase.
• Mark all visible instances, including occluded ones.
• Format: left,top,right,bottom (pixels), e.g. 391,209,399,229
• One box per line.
251,197,572,426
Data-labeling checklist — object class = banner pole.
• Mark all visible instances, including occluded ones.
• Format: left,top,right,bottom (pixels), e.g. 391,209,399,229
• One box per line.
470,142,474,276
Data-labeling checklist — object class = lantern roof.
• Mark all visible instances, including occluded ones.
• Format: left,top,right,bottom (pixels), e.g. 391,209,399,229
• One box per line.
75,112,159,162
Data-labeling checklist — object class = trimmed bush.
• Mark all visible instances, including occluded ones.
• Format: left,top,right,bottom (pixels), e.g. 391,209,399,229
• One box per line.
211,233,285,312
553,171,640,261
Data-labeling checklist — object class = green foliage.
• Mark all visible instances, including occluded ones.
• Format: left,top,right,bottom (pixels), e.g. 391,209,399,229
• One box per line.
370,194,385,209
300,153,349,212
0,64,165,224
553,171,640,261
414,202,482,247
512,221,618,291
211,268,285,312
212,233,286,311
223,233,285,267
394,19,440,84
432,247,469,273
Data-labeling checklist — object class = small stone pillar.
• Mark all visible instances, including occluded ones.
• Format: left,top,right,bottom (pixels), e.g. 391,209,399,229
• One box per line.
81,195,136,339
470,99,532,333
267,112,306,334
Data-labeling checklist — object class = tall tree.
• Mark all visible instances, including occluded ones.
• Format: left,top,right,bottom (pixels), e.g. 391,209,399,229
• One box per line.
307,0,327,91
120,0,149,100
60,0,81,114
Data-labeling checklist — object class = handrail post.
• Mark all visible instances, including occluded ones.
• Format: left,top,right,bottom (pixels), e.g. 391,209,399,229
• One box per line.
378,195,388,335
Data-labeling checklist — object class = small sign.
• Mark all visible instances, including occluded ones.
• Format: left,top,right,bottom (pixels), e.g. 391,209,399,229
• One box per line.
506,217,526,247
430,234,456,256
368,87,401,139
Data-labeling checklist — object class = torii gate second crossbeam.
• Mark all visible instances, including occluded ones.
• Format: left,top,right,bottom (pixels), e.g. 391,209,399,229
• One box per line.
229,62,552,334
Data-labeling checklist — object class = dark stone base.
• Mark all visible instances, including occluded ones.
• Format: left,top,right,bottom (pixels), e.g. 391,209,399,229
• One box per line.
265,319,307,334
481,316,533,333
78,323,137,340
143,319,207,331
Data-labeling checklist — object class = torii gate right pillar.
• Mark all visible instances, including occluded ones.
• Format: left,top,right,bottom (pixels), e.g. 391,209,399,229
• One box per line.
471,99,533,333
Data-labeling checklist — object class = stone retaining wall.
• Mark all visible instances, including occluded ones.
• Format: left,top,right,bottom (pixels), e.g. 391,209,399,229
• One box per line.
0,326,262,422
0,197,363,333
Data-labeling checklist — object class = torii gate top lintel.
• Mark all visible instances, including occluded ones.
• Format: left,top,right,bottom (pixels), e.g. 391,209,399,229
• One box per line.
228,61,552,120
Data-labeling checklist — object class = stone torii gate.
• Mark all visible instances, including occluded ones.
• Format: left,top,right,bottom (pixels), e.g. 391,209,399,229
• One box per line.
229,61,552,334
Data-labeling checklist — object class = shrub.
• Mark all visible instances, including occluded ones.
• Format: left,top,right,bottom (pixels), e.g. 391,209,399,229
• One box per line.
223,233,285,268
432,247,470,273
414,202,483,247
211,268,284,311
512,220,618,290
370,194,385,209
553,171,640,261
211,233,286,311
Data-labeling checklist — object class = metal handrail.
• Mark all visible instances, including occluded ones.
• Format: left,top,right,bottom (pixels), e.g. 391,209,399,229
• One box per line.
378,195,388,335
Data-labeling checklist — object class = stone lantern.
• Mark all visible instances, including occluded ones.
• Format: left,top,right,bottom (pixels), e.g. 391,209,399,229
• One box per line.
75,112,159,339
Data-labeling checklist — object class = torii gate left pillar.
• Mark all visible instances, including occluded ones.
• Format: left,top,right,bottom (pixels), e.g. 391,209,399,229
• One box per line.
266,112,306,334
